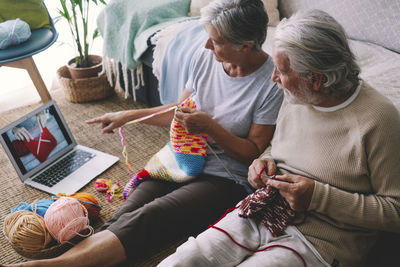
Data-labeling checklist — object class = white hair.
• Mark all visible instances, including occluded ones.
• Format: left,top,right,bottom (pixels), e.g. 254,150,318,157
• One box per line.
200,0,268,51
274,9,360,97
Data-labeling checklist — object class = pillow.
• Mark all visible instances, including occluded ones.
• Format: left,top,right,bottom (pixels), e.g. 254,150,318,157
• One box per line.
189,0,280,26
278,0,400,53
0,0,50,30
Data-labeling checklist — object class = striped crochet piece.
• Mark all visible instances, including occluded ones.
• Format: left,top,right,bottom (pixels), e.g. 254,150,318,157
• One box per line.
238,185,295,237
123,98,207,199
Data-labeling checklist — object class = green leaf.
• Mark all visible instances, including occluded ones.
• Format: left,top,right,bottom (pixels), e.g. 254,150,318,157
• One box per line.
59,0,71,20
56,0,108,67
92,28,99,40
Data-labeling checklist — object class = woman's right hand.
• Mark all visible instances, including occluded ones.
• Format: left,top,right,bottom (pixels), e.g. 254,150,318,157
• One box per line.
248,158,277,189
85,111,128,134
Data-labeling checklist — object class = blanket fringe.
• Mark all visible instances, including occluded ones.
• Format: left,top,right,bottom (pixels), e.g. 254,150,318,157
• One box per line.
102,56,145,102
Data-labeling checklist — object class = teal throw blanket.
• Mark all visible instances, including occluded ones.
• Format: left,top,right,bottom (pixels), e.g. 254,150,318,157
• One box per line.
97,0,191,70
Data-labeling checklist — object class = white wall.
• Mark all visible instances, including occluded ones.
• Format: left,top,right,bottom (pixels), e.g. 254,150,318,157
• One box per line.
0,0,105,112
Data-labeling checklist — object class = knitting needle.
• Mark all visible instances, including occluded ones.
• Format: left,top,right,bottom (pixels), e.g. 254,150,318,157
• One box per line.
260,174,276,180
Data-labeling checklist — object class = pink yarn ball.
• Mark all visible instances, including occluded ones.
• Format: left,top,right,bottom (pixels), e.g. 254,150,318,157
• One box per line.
44,197,91,243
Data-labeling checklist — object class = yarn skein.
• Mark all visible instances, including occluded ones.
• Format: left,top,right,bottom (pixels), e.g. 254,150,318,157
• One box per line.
3,210,53,251
11,198,55,218
56,193,101,220
95,178,112,192
44,197,93,244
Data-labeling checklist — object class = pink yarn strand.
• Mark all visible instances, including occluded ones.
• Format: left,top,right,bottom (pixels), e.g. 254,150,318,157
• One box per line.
118,105,178,195
123,106,176,126
11,18,20,46
119,127,134,181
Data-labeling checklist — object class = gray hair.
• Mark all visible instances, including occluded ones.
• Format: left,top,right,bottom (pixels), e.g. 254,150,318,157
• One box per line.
274,9,360,97
200,0,268,51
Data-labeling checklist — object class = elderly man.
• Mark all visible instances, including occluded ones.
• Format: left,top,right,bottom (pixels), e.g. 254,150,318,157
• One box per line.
158,9,400,267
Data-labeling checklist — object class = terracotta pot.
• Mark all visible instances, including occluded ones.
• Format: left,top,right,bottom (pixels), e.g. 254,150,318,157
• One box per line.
67,55,103,79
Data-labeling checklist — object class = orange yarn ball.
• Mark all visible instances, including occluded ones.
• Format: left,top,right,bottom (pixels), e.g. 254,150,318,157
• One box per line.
56,193,101,220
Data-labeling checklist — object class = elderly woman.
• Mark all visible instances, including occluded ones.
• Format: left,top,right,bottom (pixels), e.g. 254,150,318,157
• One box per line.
5,0,282,266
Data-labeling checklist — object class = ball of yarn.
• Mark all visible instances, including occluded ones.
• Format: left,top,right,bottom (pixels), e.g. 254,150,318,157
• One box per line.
0,19,31,49
44,197,92,244
56,193,101,220
11,198,55,218
95,178,111,192
3,210,52,251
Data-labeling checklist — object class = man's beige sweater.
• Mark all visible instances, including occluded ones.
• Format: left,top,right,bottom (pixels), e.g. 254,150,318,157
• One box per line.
262,82,400,267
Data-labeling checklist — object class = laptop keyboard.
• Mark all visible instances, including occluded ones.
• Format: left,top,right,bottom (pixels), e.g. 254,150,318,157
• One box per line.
32,149,95,187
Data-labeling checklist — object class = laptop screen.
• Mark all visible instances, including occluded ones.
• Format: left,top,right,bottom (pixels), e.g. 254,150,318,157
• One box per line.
0,101,74,178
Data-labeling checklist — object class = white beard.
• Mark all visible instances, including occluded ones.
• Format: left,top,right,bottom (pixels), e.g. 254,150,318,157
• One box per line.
283,88,308,105
277,82,320,105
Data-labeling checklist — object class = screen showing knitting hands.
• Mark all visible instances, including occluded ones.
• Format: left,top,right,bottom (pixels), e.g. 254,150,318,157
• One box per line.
2,105,70,174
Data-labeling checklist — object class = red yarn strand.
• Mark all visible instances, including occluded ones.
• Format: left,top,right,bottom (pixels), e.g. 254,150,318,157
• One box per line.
209,206,307,267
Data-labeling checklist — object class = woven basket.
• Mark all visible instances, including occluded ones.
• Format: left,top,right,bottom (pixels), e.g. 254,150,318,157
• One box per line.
57,65,114,103
7,227,92,260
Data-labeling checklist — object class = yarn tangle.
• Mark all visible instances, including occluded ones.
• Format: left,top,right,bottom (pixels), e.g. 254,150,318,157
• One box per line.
106,182,123,202
95,178,112,192
94,179,123,202
3,210,53,251
122,97,207,199
44,197,93,244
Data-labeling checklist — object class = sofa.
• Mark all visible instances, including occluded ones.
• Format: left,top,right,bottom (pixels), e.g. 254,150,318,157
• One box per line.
119,0,400,265
125,0,400,108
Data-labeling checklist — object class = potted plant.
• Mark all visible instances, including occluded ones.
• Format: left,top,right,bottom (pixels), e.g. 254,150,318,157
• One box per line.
50,0,114,103
56,0,106,79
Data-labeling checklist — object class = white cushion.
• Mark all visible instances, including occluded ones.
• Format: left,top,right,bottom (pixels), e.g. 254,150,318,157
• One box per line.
189,0,280,26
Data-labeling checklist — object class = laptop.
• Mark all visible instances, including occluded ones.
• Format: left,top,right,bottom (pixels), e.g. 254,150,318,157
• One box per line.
0,100,119,195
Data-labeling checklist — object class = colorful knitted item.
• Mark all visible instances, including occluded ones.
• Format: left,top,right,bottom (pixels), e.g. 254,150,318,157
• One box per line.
123,98,207,199
238,185,295,237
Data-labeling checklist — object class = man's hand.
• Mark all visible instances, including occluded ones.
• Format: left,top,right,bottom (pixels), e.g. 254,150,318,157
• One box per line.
12,127,33,141
86,111,127,134
174,107,214,134
248,158,277,189
266,174,315,211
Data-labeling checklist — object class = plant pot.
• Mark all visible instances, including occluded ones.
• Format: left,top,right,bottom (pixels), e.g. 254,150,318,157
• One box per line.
57,65,114,103
67,55,103,79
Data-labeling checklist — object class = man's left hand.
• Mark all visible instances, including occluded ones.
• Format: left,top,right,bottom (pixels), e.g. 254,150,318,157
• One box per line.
265,174,315,211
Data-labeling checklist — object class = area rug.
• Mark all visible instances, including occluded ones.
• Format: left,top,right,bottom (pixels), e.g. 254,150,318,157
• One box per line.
0,88,180,266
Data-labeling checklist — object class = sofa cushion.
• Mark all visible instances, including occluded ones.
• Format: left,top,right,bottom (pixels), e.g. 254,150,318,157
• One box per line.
0,0,50,30
350,39,400,110
278,0,400,53
189,0,280,26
